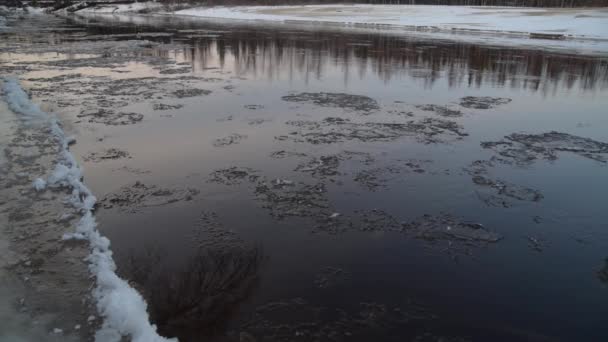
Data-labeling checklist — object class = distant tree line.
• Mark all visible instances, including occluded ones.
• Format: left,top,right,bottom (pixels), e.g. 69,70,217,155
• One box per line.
12,0,608,9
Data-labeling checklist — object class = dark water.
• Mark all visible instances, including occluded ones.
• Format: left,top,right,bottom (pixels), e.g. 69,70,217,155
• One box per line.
3,12,608,341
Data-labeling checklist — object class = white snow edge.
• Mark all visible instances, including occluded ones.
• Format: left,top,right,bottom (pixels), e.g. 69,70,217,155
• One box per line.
77,2,164,14
174,5,608,40
1,77,177,342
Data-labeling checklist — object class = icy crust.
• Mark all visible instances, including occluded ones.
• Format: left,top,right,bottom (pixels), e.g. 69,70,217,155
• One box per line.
175,5,608,40
2,78,176,342
76,2,164,14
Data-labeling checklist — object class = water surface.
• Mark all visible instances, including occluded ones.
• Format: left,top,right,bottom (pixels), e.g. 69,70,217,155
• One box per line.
2,12,607,341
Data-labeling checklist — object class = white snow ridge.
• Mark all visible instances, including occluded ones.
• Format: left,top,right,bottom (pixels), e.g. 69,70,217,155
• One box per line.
1,77,177,342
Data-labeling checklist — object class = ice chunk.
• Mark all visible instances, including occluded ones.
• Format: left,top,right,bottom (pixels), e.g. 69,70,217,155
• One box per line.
32,178,46,191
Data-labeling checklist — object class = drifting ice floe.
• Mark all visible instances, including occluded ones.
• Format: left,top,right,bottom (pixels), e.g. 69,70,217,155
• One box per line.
2,77,176,342
32,177,46,191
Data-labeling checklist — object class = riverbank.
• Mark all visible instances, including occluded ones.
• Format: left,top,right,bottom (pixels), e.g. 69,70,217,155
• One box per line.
66,4,608,55
0,11,177,341
173,5,608,39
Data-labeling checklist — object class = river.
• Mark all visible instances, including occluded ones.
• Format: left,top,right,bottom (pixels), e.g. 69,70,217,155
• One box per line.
1,10,607,342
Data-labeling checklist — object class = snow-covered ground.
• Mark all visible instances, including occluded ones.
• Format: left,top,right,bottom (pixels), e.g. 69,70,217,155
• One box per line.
75,1,164,14
68,4,608,54
1,78,176,342
175,5,608,40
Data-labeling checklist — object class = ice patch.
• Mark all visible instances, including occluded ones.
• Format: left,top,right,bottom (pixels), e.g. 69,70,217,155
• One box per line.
76,2,164,14
32,178,46,191
1,77,177,342
25,7,46,15
171,5,608,54
2,77,54,126
175,5,608,39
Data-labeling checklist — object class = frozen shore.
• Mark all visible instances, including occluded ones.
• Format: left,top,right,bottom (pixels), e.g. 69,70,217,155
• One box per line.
0,77,176,342
173,5,608,39
70,4,608,55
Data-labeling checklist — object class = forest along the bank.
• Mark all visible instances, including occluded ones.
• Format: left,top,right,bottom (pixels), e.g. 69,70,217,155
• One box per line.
1,8,608,342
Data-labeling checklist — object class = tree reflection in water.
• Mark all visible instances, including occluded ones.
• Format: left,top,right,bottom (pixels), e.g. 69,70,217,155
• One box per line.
79,17,608,94
123,245,262,339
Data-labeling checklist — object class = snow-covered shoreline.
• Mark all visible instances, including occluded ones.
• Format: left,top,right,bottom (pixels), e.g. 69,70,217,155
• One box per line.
1,78,177,342
67,6,608,56
68,3,608,55
173,5,608,40
74,1,165,14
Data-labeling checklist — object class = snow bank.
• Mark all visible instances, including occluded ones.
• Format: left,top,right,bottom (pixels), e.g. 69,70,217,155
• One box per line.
25,7,47,15
175,5,608,40
77,2,164,14
0,5,45,14
1,77,177,342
